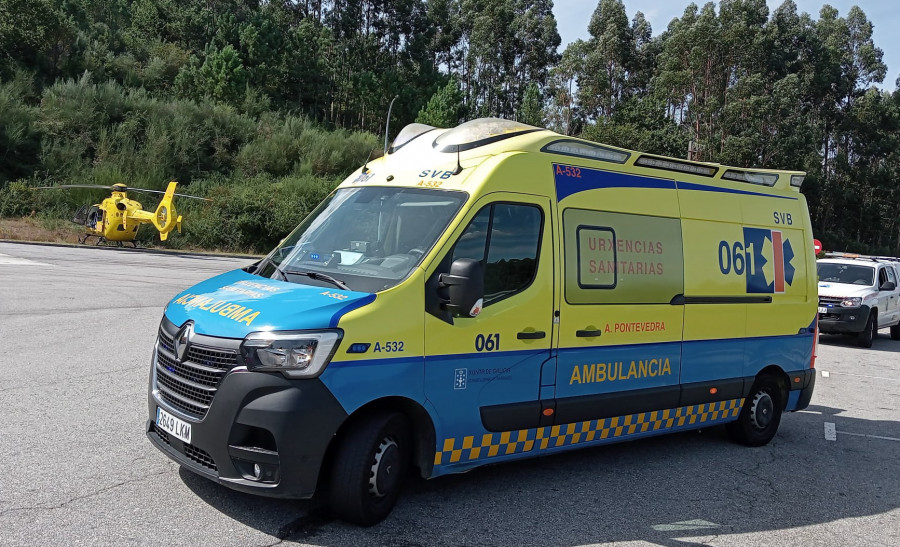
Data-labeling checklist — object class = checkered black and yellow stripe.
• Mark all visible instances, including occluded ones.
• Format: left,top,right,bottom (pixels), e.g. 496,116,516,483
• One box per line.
434,398,743,465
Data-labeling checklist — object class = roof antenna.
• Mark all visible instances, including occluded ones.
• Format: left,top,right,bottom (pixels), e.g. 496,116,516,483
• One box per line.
451,145,463,175
361,145,378,174
384,95,399,156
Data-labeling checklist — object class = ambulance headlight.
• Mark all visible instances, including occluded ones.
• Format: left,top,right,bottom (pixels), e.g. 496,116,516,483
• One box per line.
840,297,862,308
241,330,342,378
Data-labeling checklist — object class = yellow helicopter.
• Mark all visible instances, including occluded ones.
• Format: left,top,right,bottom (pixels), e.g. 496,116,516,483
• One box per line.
38,181,209,247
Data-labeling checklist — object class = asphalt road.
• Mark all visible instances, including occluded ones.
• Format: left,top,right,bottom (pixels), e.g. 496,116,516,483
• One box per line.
2,241,899,547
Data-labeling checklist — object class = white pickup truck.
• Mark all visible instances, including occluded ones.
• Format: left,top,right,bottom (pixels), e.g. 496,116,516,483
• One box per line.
817,254,900,347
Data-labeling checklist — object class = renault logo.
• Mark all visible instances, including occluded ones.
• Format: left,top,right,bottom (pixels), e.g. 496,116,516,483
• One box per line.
174,322,193,362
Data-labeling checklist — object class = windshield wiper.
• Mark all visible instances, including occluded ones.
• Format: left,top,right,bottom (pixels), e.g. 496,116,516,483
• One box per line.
284,269,351,291
255,257,289,281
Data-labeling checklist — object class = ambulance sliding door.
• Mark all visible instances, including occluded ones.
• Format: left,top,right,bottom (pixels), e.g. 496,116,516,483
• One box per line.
554,208,685,422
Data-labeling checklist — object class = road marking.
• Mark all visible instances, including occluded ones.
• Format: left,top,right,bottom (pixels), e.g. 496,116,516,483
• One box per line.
0,253,50,266
837,431,900,442
821,371,900,383
821,370,830,377
824,422,900,443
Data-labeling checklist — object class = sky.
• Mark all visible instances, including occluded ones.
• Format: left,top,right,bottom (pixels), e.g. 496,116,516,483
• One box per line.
552,0,898,91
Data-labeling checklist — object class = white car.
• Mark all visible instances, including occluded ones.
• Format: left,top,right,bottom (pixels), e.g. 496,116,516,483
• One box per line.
817,256,900,347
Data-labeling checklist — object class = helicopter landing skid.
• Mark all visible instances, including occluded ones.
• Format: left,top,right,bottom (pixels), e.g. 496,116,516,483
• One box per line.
78,234,109,246
78,234,139,248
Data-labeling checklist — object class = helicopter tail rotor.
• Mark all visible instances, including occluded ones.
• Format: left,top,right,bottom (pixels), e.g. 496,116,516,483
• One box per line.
151,182,183,241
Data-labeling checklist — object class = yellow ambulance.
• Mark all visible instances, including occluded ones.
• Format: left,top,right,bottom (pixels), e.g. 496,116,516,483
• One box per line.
148,118,818,525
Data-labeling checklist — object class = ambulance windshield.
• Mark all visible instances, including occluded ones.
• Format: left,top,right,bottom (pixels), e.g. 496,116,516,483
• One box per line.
259,187,466,292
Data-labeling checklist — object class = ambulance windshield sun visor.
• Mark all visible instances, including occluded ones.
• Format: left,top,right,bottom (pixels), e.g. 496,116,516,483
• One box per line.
259,187,466,293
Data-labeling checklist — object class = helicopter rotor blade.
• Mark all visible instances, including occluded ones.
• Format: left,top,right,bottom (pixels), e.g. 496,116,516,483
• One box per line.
121,187,211,201
33,184,116,190
34,184,210,201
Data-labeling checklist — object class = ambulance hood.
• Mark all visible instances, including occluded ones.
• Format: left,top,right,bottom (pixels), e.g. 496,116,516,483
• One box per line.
163,269,375,339
817,282,876,299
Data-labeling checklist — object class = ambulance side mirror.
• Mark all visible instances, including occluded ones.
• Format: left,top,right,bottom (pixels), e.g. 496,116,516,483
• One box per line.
439,259,484,318
880,281,896,291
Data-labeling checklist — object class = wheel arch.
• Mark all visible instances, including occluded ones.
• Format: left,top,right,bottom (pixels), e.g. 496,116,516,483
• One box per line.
754,364,790,409
319,396,436,493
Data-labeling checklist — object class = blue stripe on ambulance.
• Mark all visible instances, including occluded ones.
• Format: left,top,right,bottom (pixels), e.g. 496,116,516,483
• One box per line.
553,167,799,202
318,331,813,477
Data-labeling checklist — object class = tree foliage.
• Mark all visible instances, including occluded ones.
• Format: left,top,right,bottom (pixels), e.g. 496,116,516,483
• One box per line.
0,0,898,253
549,0,899,254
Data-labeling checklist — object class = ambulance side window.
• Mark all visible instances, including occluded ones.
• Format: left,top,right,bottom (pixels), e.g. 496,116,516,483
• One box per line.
452,203,542,306
887,266,897,285
451,207,490,263
563,208,684,304
879,267,889,288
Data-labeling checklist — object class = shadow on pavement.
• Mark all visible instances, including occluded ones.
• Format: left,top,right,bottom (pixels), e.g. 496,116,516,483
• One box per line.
179,403,900,546
818,333,900,353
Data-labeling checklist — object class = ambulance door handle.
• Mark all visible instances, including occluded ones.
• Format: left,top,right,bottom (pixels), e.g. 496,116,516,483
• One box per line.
575,329,603,338
517,331,546,340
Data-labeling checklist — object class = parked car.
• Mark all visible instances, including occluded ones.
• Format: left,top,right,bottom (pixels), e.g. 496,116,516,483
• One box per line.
817,253,900,347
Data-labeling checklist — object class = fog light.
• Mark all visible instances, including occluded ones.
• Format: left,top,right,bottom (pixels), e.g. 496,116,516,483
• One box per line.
849,315,856,321
253,463,261,479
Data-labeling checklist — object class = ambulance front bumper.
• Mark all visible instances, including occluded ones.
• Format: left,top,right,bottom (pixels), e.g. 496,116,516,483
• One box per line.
818,304,871,334
147,368,348,499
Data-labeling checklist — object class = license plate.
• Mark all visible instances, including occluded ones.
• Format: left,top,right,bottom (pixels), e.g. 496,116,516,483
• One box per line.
157,406,192,444
818,306,827,314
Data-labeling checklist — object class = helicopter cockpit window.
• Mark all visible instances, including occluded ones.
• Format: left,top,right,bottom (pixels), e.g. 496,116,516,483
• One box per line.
87,206,102,229
260,187,467,292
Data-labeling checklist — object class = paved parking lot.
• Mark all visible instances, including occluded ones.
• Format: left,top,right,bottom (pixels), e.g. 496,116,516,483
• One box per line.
2,241,899,546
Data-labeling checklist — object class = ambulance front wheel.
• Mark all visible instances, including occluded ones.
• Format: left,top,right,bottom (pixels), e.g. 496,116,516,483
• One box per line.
328,411,410,526
727,375,783,447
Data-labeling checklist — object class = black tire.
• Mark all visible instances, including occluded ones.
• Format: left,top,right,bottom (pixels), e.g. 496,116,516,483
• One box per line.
328,411,410,526
727,375,784,447
857,312,876,348
891,324,900,341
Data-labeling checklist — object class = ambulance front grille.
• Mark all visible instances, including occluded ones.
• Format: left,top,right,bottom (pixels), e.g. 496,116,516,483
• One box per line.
154,324,239,420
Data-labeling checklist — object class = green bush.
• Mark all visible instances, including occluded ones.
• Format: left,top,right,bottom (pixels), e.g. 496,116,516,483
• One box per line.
1,71,376,252
0,181,37,217
173,173,338,253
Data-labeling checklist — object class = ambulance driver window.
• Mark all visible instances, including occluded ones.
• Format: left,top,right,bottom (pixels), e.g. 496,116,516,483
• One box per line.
563,209,684,304
452,203,542,305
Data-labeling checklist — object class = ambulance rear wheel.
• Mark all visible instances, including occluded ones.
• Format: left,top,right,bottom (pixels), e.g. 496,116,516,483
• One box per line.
857,313,876,348
727,375,783,447
328,411,410,526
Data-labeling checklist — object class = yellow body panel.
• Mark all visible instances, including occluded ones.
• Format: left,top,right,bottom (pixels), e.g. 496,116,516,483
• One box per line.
335,121,815,360
322,120,815,476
